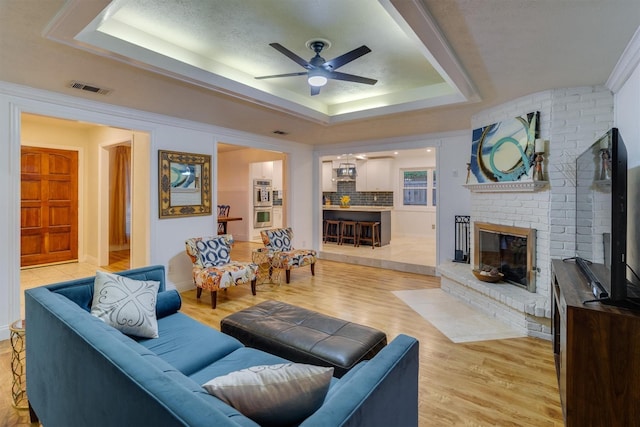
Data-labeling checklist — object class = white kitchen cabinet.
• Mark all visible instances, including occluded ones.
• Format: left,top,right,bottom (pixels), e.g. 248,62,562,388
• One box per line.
272,206,283,228
272,160,283,191
251,161,273,180
355,159,368,191
322,161,336,192
356,158,393,191
367,158,393,191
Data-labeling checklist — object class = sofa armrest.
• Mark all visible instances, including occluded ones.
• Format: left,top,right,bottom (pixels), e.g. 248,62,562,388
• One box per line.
300,334,419,427
156,289,182,318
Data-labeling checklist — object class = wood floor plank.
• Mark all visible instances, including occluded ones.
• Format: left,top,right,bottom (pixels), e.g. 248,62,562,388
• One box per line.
1,241,563,426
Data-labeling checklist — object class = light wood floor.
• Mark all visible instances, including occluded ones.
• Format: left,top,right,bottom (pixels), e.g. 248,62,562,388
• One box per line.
107,249,130,272
1,241,563,426
321,235,436,276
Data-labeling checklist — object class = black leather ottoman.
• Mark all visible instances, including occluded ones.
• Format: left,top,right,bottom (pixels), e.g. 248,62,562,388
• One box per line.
220,300,387,378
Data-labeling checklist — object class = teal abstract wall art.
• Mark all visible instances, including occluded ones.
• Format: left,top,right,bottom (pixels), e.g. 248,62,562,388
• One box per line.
469,111,540,183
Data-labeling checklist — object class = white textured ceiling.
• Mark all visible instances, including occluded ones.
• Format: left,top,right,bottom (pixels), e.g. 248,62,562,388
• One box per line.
1,0,638,145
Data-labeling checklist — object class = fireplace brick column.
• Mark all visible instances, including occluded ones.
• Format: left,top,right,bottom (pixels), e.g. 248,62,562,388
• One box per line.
437,86,614,339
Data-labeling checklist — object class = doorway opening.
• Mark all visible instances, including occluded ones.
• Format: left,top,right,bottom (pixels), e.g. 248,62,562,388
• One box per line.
320,148,437,275
20,145,79,267
107,143,132,271
217,143,287,243
19,113,150,315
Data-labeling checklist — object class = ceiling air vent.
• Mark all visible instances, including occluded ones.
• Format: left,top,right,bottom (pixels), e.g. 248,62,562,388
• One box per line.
67,81,112,95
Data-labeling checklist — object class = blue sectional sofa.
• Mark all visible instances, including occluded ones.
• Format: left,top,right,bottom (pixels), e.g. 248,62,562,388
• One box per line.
25,265,419,426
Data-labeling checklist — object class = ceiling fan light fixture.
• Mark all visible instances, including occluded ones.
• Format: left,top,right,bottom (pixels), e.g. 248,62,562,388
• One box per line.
308,75,328,87
307,69,328,87
256,41,375,94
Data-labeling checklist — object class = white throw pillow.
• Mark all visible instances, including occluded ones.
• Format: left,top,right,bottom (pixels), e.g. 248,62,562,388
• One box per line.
203,363,333,426
91,271,160,338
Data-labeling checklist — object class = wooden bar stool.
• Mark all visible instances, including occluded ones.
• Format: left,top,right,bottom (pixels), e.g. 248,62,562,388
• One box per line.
324,219,341,243
357,221,380,249
339,220,358,246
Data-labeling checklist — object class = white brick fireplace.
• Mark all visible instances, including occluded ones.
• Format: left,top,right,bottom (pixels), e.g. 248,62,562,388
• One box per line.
439,181,552,339
439,86,614,340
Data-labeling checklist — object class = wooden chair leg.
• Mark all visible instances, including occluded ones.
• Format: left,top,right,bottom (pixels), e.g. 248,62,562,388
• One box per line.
196,287,202,299
285,270,291,284
251,278,257,295
210,291,217,309
311,263,315,276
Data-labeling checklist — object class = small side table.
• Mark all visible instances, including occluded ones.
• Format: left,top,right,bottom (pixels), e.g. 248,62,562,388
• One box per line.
10,319,28,409
252,248,281,285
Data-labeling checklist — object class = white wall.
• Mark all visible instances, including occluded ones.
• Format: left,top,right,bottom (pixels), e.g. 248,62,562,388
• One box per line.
288,148,315,248
130,131,152,268
437,133,473,264
150,125,218,290
0,92,18,340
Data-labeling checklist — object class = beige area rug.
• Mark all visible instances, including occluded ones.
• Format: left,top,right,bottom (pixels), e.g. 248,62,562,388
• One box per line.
392,289,526,343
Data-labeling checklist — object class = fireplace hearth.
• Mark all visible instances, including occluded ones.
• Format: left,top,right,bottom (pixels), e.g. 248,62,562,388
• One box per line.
474,222,536,293
438,261,550,339
439,221,548,339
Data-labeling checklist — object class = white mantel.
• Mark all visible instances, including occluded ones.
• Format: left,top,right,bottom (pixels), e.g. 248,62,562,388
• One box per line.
463,181,548,193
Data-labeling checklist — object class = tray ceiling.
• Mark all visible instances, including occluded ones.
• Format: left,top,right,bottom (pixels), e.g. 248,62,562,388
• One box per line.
44,0,478,124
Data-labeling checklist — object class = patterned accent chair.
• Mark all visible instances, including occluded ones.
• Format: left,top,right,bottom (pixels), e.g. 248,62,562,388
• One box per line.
185,235,258,309
260,227,317,284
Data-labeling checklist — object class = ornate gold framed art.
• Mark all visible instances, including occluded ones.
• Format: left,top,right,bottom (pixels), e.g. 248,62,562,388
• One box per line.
158,150,211,218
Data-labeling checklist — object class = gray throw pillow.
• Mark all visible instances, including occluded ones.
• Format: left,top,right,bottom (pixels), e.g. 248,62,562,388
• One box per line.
203,363,333,426
91,271,160,338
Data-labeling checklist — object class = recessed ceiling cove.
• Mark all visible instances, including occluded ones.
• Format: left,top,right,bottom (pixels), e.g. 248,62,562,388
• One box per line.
45,0,479,124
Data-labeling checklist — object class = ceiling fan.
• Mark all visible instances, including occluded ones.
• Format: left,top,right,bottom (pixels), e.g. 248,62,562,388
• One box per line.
255,40,377,96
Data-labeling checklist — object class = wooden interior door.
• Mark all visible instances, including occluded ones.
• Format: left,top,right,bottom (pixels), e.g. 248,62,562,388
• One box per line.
21,147,78,267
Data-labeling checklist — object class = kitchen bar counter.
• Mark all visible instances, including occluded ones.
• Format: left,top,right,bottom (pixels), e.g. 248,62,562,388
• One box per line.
322,206,391,246
322,205,393,212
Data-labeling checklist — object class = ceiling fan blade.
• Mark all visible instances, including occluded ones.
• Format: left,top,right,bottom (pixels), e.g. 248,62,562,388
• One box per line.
329,71,377,85
255,71,308,80
324,45,371,70
310,85,321,96
269,43,311,69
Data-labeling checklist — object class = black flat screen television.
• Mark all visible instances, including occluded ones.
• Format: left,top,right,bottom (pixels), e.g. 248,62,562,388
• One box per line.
575,128,640,307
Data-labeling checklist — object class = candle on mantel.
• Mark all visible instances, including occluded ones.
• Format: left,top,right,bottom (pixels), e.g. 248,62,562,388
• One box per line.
534,138,545,153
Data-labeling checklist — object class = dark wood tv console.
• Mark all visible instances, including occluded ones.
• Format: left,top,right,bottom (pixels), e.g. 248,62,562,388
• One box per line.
551,259,640,426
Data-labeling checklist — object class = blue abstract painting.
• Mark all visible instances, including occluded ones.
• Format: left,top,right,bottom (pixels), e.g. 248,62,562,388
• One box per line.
469,111,539,183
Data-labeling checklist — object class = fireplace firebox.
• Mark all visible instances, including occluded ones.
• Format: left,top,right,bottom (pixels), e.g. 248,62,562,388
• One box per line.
474,222,536,292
